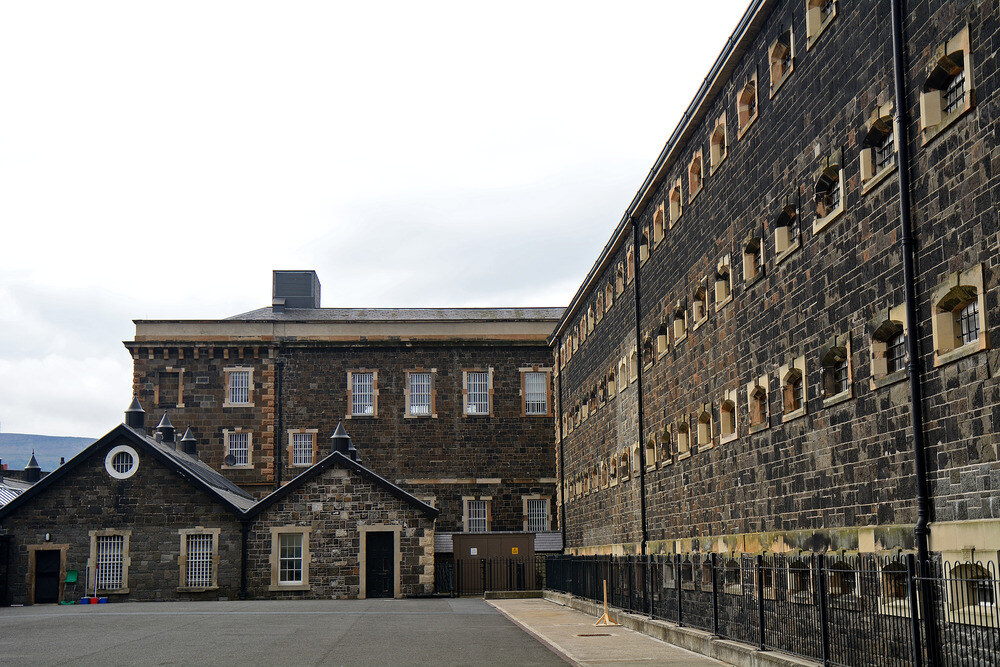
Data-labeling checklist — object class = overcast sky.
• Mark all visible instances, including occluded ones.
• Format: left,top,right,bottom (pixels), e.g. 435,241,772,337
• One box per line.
0,0,750,439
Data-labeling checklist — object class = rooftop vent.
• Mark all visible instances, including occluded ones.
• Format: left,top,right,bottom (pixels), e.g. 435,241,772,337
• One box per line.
273,270,321,310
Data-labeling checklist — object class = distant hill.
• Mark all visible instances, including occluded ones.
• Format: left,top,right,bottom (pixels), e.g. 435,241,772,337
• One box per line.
0,433,96,472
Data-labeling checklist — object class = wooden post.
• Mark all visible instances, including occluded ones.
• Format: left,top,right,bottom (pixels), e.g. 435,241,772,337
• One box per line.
595,579,620,626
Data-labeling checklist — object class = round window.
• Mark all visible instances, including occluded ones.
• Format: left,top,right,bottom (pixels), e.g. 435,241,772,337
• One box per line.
105,445,139,479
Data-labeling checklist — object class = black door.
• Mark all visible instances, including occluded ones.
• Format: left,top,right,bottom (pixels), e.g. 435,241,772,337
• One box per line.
34,550,60,604
366,532,394,598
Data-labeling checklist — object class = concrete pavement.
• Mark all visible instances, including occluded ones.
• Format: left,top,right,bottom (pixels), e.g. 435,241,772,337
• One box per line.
488,597,731,666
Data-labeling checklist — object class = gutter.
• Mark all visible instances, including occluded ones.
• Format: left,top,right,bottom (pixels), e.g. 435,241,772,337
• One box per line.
890,0,938,662
631,222,649,554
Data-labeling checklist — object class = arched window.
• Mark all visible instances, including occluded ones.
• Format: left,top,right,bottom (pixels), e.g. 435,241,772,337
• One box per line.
697,408,714,447
861,106,896,187
673,303,688,341
626,248,635,283
669,180,683,225
737,76,758,135
676,420,691,456
919,27,973,142
645,435,657,469
768,30,794,95
692,284,708,325
750,383,768,428
743,236,763,283
715,260,732,305
595,293,604,324
616,264,625,295
653,203,666,245
639,231,650,264
605,281,615,310
688,152,704,199
619,450,630,481
660,427,672,464
933,282,983,356
872,318,907,380
774,201,799,257
948,563,997,611
710,114,727,172
782,367,804,415
822,341,850,399
720,398,737,440
642,335,654,368
806,0,837,47
828,559,857,597
814,155,845,231
724,558,742,595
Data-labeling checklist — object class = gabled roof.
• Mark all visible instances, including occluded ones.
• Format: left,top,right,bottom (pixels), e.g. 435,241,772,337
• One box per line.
247,450,439,520
0,424,255,520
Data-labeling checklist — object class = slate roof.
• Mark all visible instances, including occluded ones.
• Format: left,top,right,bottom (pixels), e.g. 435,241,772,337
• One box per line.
0,478,30,508
227,307,564,322
434,531,563,554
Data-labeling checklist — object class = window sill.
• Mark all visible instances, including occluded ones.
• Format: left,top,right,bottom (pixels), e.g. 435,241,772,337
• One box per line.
674,333,688,346
769,68,793,99
346,414,377,420
750,422,770,434
405,413,438,419
662,457,674,466
737,113,758,140
744,271,765,288
222,402,255,409
806,14,836,51
709,153,728,177
822,390,853,409
934,339,985,367
657,349,669,360
646,464,657,472
720,432,738,445
692,316,709,332
221,464,253,470
879,600,913,618
775,240,801,266
921,99,974,146
677,451,691,461
813,205,845,234
699,441,715,452
97,588,131,595
947,605,999,627
689,185,703,203
669,214,682,229
269,583,311,592
782,407,807,423
177,586,219,593
862,164,897,195
871,369,908,391
715,295,733,312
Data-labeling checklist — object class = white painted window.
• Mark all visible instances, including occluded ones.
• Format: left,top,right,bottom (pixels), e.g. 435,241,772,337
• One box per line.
278,533,304,584
96,534,124,589
526,499,548,532
228,370,250,405
467,371,489,415
524,372,547,415
352,372,374,416
227,432,249,466
292,433,313,467
185,534,214,588
409,372,431,415
468,500,489,532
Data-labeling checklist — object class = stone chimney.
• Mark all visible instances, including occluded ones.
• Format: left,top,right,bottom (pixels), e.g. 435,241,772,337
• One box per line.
156,412,176,446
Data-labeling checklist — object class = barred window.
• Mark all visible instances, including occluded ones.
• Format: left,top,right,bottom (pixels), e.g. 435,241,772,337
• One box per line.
227,370,250,405
278,533,303,584
112,451,134,475
887,332,907,374
185,533,214,588
942,67,967,115
96,534,124,589
526,498,548,532
292,433,313,467
352,372,374,416
525,372,547,415
227,432,249,466
873,130,895,173
957,300,980,346
468,500,489,532
467,371,489,415
409,372,432,415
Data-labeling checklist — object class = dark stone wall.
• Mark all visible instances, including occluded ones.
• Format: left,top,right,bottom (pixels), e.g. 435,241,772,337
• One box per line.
0,438,243,604
555,0,1000,552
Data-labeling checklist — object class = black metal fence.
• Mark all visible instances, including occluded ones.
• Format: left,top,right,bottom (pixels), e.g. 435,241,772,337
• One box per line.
546,553,999,667
435,555,546,596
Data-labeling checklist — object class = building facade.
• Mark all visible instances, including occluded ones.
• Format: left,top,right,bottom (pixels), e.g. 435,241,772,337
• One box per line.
125,271,562,555
552,0,1000,579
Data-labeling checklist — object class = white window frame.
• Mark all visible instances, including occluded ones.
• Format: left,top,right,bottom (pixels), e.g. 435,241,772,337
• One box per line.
222,429,252,468
523,496,550,533
464,497,491,533
89,529,130,594
522,368,551,416
224,367,254,407
105,444,139,480
269,526,311,591
178,527,220,591
405,370,436,418
288,429,318,468
463,369,493,417
347,370,378,418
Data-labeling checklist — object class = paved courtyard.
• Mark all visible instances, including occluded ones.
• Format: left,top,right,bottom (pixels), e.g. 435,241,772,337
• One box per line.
0,598,566,666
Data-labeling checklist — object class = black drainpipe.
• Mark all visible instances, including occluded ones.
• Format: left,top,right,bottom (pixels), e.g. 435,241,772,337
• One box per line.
890,0,938,661
274,357,284,488
556,344,567,551
631,219,649,555
239,520,249,599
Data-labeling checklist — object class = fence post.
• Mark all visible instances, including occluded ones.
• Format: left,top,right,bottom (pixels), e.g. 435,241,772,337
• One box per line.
756,554,765,651
712,553,720,637
647,553,654,619
816,554,830,666
905,554,924,667
676,554,683,627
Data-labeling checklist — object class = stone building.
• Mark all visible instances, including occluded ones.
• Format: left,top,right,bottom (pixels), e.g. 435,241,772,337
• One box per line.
125,270,562,558
0,404,437,605
551,0,1000,582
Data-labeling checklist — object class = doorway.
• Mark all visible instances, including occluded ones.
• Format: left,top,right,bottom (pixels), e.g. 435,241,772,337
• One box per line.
33,550,61,604
365,531,395,598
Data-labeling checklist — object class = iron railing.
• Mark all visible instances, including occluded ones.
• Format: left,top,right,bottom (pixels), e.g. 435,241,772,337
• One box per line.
435,555,546,597
546,553,1000,667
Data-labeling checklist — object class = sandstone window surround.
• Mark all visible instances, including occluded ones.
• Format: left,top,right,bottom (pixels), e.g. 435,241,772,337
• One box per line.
719,388,739,444
626,247,635,284
595,293,604,324
768,28,795,97
616,263,625,295
736,73,759,138
660,426,673,466
269,525,311,591
920,26,974,145
223,367,254,407
521,496,550,533
463,497,491,533
692,280,710,331
669,179,684,227
346,370,379,418
618,357,628,393
177,527,220,592
860,101,898,195
813,150,846,233
676,418,692,460
715,256,733,310
653,202,666,247
405,369,437,418
805,0,837,50
606,367,616,401
931,264,988,367
631,442,641,477
673,300,689,344
463,368,493,416
778,355,807,422
89,529,131,595
743,232,765,285
609,451,619,486
642,334,654,370
606,279,616,310
747,374,770,433
944,562,998,625
709,112,728,175
645,433,658,470
587,305,595,333
619,449,631,481
688,150,704,201
656,322,670,359
287,429,318,468
697,403,715,451
639,229,650,265
820,334,853,407
773,195,801,263
156,367,185,408
628,346,639,382
222,428,253,468
870,304,909,390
